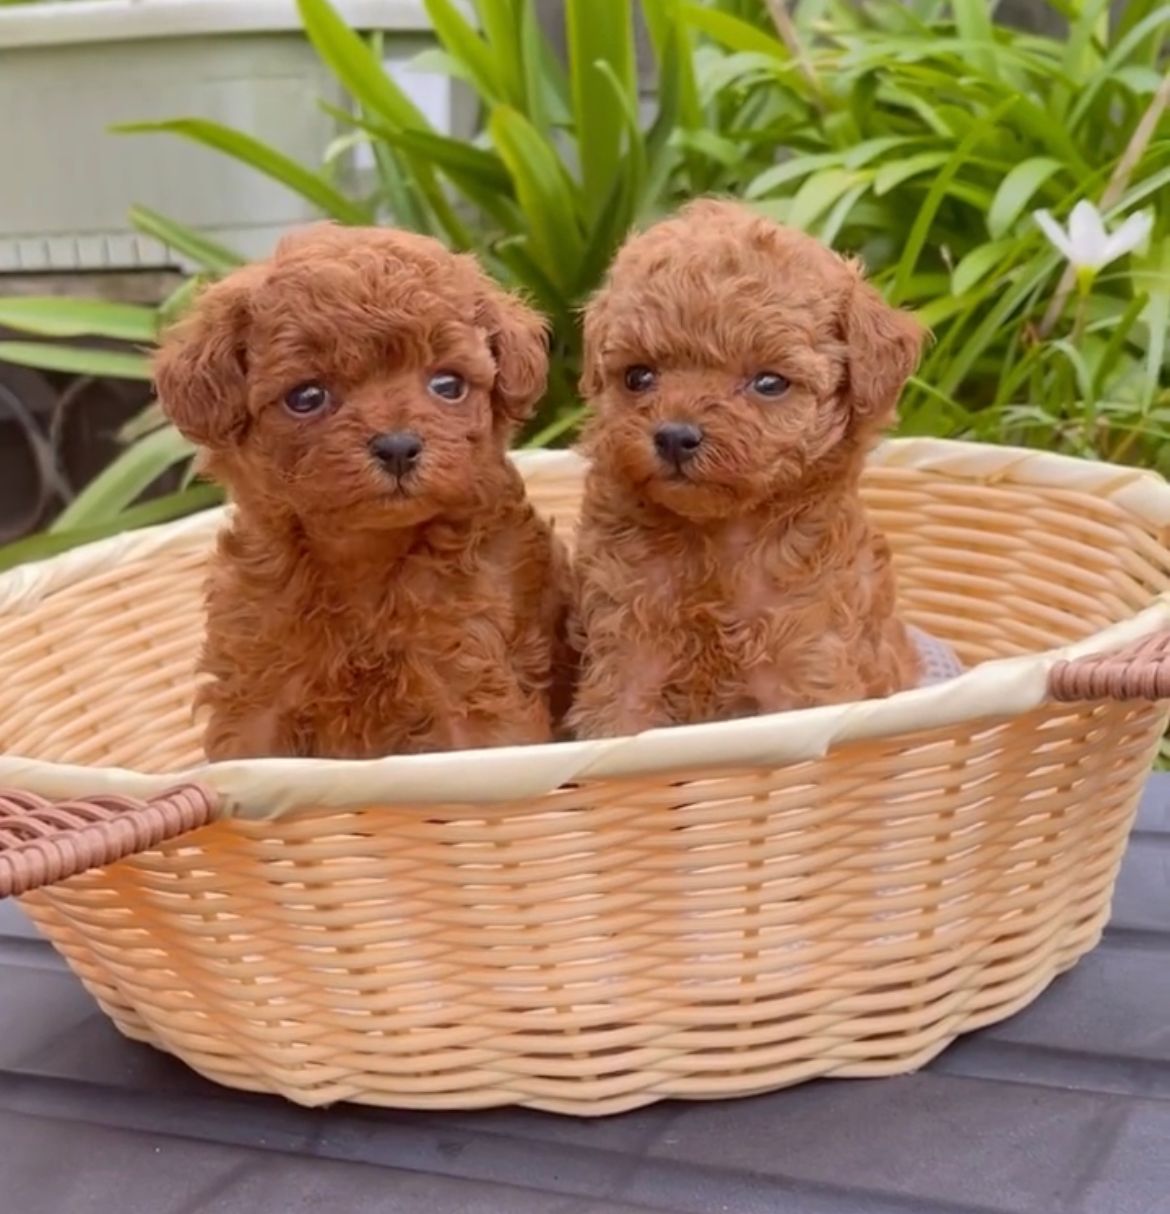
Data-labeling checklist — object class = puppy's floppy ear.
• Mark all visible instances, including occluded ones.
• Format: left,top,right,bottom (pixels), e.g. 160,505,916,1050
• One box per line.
579,290,609,399
840,262,924,428
476,283,549,437
153,266,262,448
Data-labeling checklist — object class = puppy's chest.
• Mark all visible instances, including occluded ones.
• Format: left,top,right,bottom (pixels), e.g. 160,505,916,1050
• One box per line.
636,545,801,628
629,533,875,655
292,566,514,687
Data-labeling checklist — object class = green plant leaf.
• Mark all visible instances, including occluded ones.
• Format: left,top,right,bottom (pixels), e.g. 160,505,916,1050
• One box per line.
489,105,584,292
118,401,168,443
890,95,1018,304
473,0,526,109
1140,236,1170,407
325,103,515,194
129,206,245,276
408,46,480,88
566,0,637,215
0,298,157,343
1050,338,1096,406
515,0,556,133
157,275,206,330
490,237,574,334
0,484,221,574
950,238,1018,295
1092,291,1149,397
524,403,587,447
987,157,1065,238
683,2,789,58
872,151,950,196
297,0,431,128
788,168,868,233
115,119,372,225
1062,0,1111,82
0,342,152,380
842,135,934,169
1068,6,1170,130
951,0,996,75
424,0,504,101
818,180,871,246
747,152,840,198
1113,64,1165,94
52,426,196,532
644,0,702,128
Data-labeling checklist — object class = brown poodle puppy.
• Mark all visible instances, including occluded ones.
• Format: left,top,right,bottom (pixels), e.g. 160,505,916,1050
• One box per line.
156,223,572,760
569,199,924,739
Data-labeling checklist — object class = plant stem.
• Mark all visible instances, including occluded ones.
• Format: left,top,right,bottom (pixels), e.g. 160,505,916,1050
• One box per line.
1071,280,1090,346
761,0,824,108
1038,69,1170,338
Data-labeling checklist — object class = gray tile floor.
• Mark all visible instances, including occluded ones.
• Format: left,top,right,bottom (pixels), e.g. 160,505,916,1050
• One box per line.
2,780,1168,1214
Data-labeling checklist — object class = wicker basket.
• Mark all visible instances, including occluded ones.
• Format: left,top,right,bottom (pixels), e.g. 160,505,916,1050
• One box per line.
2,438,1170,1116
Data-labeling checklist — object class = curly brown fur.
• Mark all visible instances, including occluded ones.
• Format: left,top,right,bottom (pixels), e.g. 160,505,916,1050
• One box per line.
569,199,923,739
155,223,572,760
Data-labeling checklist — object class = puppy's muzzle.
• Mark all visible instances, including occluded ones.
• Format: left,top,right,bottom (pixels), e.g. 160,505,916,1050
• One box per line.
654,422,703,469
369,431,423,479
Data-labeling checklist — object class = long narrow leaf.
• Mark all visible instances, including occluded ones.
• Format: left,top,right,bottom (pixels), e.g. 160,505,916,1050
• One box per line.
52,427,196,532
115,119,372,225
1141,236,1170,406
950,0,996,76
474,0,526,107
0,342,152,380
644,0,702,128
1069,6,1170,129
890,96,1018,304
987,157,1065,238
0,485,221,574
0,298,157,343
566,0,637,215
129,206,245,276
1093,291,1150,397
424,0,504,101
683,3,789,58
489,106,584,292
788,168,868,232
322,102,514,193
297,0,431,128
491,237,574,335
950,239,1019,296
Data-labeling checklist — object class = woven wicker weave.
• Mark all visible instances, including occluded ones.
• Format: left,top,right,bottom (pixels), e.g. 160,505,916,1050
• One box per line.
0,439,1169,1115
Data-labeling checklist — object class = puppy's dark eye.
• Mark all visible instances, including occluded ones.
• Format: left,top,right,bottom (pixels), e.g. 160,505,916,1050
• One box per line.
624,365,657,393
749,371,791,398
428,371,468,402
284,382,331,416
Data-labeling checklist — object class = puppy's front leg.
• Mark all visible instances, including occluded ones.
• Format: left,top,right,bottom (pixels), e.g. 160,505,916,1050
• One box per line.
569,648,674,739
202,695,304,760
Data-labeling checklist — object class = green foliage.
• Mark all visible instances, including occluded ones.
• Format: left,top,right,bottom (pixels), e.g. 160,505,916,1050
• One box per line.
2,0,1169,570
693,0,1170,467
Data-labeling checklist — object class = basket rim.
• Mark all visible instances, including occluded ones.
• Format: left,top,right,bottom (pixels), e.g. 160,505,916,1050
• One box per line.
2,437,1170,819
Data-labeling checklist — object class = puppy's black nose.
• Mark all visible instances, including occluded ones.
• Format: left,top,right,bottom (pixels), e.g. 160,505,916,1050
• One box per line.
654,422,703,466
369,431,423,477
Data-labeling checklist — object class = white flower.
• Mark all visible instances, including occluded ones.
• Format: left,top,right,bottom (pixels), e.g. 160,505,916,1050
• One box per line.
1034,200,1153,273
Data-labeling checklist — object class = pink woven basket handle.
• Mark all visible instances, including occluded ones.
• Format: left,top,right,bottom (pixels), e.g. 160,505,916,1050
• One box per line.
1048,628,1170,702
0,784,220,898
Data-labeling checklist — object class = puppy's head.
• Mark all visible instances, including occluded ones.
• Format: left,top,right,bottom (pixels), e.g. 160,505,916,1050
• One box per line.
154,224,547,529
580,199,923,520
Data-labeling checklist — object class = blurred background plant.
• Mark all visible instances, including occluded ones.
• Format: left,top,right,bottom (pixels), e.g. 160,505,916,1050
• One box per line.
0,0,1167,568
691,0,1170,467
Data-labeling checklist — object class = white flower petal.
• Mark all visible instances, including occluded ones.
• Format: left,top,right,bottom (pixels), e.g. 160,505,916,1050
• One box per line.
1068,200,1110,270
1034,209,1074,261
1101,210,1154,265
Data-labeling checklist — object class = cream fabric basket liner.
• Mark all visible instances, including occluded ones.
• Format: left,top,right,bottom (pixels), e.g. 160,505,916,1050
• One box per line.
0,437,1167,1115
